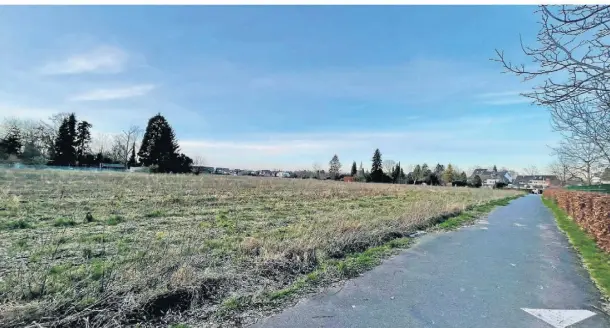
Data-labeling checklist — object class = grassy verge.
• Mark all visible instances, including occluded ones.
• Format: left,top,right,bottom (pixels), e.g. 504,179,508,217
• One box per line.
542,197,610,299
212,194,522,326
437,196,517,230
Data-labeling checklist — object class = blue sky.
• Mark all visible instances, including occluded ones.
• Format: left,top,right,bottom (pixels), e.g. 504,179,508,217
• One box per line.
0,6,560,172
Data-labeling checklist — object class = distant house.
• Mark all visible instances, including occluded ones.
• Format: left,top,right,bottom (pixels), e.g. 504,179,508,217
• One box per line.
591,168,610,184
215,167,231,175
513,175,559,189
565,176,584,186
343,176,355,182
100,163,126,171
192,166,215,174
259,170,273,177
470,168,512,187
275,171,291,178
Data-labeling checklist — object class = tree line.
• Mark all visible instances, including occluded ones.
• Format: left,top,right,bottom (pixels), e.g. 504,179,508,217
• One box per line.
325,149,478,187
0,113,194,173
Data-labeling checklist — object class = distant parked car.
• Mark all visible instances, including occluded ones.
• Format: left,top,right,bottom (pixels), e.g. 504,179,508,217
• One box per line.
532,188,541,194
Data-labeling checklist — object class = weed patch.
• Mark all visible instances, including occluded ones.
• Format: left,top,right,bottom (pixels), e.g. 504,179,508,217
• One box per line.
2,219,33,230
53,217,76,227
106,215,125,226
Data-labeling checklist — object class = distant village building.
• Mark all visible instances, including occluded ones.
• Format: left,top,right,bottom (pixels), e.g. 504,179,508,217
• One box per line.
470,168,513,187
214,167,231,175
513,175,559,189
192,166,215,174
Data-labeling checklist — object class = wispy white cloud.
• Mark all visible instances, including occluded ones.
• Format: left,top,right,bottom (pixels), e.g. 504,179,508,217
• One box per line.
40,46,128,75
477,91,526,98
68,84,156,101
476,90,532,106
480,98,532,106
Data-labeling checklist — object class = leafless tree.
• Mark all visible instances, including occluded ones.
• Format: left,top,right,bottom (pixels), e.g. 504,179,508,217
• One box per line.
312,163,321,178
495,5,610,106
466,165,481,177
382,160,396,176
91,133,112,155
548,156,575,186
193,156,206,166
523,165,540,176
548,97,610,163
49,113,70,130
552,137,604,185
1,117,55,159
100,126,142,165
119,126,142,166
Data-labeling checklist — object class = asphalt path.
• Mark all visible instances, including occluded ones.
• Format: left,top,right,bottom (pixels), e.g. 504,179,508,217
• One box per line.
252,195,610,328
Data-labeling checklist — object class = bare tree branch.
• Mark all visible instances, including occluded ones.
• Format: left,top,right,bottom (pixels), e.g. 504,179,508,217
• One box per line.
494,5,610,106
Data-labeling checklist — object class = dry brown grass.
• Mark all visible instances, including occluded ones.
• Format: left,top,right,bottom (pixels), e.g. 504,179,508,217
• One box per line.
0,169,519,327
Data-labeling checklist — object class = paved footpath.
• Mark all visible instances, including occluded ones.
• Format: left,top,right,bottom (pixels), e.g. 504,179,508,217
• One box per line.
252,195,610,328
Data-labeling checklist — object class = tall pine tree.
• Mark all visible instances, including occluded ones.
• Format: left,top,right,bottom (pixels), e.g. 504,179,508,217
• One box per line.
434,163,444,175
371,148,384,182
459,171,468,183
351,161,357,176
75,121,92,164
391,162,401,183
443,164,455,185
138,113,192,173
52,113,77,166
0,125,22,158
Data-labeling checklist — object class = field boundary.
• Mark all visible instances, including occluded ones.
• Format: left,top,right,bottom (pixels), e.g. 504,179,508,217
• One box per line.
541,197,610,303
202,194,524,327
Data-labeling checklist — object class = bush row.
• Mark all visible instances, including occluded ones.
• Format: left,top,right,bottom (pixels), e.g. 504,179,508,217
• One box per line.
543,188,610,252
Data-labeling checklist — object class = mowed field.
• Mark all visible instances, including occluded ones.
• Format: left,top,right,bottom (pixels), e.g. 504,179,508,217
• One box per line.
0,170,520,327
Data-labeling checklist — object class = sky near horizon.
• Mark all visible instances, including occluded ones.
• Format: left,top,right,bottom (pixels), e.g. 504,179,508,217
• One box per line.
0,6,560,172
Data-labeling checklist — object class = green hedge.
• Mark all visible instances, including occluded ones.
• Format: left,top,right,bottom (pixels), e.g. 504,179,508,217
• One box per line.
566,184,610,194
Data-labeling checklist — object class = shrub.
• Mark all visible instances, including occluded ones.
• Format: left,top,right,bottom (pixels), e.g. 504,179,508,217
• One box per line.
494,182,508,189
53,217,76,227
2,219,33,230
468,175,482,188
106,215,125,226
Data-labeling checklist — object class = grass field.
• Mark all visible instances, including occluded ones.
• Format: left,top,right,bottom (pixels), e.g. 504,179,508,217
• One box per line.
0,170,520,327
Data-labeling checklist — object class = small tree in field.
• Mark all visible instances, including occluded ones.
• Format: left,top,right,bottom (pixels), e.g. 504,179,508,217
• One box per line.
443,164,455,185
412,164,422,184
329,154,342,179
